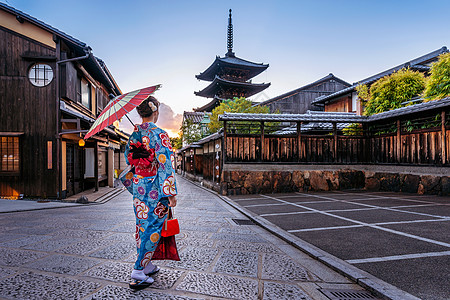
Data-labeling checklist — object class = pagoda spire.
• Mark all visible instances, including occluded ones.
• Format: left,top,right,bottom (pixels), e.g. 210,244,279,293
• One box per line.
226,9,235,57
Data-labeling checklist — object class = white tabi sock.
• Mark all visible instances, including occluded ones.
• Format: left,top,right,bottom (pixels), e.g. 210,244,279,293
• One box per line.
131,269,154,283
143,261,158,274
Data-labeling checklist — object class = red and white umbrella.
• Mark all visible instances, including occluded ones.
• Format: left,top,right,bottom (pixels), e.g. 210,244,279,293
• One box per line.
84,84,160,140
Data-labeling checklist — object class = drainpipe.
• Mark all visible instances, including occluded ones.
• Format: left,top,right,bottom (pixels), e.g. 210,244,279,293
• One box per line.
55,44,91,199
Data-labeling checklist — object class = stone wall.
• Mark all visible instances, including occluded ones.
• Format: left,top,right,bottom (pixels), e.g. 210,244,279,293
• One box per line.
221,168,450,196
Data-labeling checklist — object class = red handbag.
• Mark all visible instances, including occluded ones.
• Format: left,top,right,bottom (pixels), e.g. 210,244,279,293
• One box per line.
161,209,180,237
152,235,180,261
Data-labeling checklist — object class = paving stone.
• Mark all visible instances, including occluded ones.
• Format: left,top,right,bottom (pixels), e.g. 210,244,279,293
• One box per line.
28,254,100,275
176,271,258,299
110,221,135,233
86,285,204,300
262,253,317,282
176,237,214,249
23,237,83,251
0,248,47,266
0,266,17,279
56,238,113,255
0,271,100,300
214,250,258,277
181,230,210,240
0,235,52,248
86,261,133,282
152,267,184,289
180,225,219,233
0,233,27,243
89,242,135,260
50,229,111,240
263,282,312,300
219,227,258,234
215,240,282,254
86,220,123,231
165,247,218,271
211,232,267,243
103,232,135,243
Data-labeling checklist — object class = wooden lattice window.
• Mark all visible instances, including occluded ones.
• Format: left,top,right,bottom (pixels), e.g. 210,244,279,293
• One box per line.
1,136,20,174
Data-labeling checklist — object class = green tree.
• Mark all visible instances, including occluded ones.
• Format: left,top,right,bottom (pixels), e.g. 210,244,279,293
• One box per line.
424,52,450,101
180,118,203,145
170,135,182,150
357,68,426,116
209,97,271,133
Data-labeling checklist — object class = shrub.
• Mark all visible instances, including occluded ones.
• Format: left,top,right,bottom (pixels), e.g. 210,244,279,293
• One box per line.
357,68,426,116
423,52,450,101
342,123,363,136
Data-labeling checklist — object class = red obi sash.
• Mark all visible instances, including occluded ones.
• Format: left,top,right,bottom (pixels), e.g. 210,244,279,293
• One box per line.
127,141,157,177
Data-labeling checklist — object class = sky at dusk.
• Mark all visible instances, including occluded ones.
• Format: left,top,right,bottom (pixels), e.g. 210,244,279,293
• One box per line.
4,0,450,136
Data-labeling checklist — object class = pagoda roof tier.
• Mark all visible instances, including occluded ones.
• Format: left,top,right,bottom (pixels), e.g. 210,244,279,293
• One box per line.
194,76,270,99
193,97,224,112
196,55,269,82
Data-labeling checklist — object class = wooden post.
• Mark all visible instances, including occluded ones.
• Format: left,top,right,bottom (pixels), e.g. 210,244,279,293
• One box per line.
396,119,402,163
333,123,337,162
297,122,302,161
107,148,114,187
442,111,447,165
223,121,227,165
260,121,265,162
94,141,99,192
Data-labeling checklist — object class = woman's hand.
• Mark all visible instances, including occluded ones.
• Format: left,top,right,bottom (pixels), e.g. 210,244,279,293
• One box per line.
168,196,177,207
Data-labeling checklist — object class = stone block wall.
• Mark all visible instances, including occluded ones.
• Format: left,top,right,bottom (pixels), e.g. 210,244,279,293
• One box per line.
221,169,450,196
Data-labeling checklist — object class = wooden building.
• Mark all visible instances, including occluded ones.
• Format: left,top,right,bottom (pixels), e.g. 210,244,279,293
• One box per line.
0,3,127,199
256,73,350,114
312,47,449,114
194,10,270,112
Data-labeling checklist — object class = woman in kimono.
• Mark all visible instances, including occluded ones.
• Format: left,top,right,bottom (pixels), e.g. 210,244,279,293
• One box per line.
122,96,177,289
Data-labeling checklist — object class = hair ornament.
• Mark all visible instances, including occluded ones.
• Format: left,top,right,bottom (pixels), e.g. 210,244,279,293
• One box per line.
148,102,158,112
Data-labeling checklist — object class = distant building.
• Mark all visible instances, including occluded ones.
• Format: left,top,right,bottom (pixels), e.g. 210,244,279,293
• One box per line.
256,73,350,114
0,3,127,199
312,47,449,115
194,9,270,112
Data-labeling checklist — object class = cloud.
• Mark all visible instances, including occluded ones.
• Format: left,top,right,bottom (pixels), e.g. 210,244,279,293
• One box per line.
156,103,183,137
118,103,183,138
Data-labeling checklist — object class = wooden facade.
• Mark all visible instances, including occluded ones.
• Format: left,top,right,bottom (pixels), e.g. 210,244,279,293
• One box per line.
0,4,126,198
257,74,350,114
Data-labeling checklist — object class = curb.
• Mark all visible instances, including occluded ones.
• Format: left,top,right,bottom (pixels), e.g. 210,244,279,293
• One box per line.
181,176,420,300
0,188,125,214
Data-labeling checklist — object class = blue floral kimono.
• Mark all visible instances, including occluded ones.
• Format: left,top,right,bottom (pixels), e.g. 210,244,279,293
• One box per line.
121,122,177,270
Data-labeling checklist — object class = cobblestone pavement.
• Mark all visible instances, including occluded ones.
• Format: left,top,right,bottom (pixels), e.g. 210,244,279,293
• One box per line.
0,177,366,300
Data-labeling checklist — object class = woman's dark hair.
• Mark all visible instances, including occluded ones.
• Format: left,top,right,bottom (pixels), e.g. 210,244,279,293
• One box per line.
136,96,160,118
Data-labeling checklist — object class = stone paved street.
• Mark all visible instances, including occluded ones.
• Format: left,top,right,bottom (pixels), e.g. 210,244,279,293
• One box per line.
0,177,367,300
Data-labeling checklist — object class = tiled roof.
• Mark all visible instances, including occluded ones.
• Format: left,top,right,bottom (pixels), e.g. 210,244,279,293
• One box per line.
313,47,448,105
183,111,211,124
219,111,365,123
274,122,350,135
368,97,450,121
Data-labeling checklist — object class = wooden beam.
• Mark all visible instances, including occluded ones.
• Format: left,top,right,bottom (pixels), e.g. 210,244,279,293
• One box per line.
260,121,265,162
333,123,338,162
223,121,227,165
297,122,301,161
94,141,99,192
397,120,402,163
442,111,447,165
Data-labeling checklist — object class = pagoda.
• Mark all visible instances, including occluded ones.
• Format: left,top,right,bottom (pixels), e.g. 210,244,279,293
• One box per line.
194,9,270,112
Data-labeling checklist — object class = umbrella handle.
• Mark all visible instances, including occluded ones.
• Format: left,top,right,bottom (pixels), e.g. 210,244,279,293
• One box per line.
124,114,134,126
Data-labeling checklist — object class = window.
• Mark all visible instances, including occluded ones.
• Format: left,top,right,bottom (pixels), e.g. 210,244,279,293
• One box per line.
76,76,91,110
1,137,20,173
28,63,53,87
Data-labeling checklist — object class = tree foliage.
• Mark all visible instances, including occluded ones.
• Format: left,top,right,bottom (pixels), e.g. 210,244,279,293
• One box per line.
357,68,426,116
208,97,271,133
423,52,450,101
170,136,182,150
342,123,363,136
180,118,203,145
